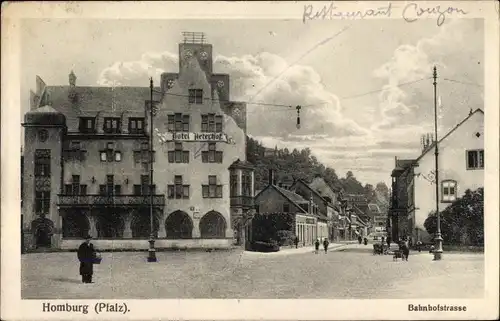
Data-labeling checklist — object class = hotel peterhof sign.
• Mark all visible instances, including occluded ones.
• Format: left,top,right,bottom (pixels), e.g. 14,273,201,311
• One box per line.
155,129,235,144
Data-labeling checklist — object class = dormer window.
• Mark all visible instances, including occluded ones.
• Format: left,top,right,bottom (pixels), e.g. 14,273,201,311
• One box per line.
79,117,96,133
129,117,145,134
188,89,203,104
103,117,121,134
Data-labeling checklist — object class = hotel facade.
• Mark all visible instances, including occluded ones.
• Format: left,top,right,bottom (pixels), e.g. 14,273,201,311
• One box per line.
22,33,254,251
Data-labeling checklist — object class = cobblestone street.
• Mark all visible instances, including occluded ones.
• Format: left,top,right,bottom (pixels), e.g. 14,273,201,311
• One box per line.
22,245,484,299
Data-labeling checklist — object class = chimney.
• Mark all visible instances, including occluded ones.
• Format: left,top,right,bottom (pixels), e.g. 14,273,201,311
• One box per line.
309,193,313,215
68,70,78,102
69,70,76,87
268,169,275,186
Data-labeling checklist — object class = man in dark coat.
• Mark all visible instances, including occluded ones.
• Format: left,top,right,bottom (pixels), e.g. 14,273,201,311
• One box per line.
323,238,329,253
77,235,96,283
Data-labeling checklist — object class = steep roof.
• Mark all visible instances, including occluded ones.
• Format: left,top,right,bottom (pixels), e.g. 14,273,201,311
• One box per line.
414,108,484,163
291,178,329,204
255,184,309,215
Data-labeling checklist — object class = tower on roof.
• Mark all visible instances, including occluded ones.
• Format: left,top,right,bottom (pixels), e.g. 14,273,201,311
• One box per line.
69,70,76,87
178,31,213,78
182,31,206,44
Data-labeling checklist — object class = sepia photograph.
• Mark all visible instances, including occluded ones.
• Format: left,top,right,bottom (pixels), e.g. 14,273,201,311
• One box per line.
2,1,499,320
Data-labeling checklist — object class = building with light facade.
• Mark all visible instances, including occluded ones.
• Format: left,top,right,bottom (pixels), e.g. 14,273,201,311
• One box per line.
389,109,484,243
22,32,254,251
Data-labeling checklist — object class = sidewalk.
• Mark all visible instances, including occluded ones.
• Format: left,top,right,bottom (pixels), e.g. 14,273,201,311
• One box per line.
243,243,350,256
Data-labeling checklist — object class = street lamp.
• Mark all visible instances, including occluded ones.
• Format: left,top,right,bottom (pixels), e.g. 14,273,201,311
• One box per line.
432,66,443,260
147,77,157,263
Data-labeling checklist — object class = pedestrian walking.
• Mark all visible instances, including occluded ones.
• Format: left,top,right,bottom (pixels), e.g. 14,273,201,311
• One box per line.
77,235,96,283
357,235,362,244
416,240,422,252
401,238,410,261
294,236,299,249
363,237,368,245
386,235,391,248
314,238,320,254
323,238,329,253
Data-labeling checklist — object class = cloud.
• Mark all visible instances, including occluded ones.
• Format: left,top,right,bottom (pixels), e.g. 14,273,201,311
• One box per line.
97,52,178,86
95,20,483,187
372,19,484,134
97,50,369,139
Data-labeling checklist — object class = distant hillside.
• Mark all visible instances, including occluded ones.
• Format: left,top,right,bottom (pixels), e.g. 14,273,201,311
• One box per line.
246,136,390,206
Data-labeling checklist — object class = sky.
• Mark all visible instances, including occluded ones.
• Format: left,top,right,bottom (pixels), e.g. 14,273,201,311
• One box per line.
20,18,484,186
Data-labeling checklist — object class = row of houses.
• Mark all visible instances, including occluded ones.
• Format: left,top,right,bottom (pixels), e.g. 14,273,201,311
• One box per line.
389,109,484,244
251,169,381,246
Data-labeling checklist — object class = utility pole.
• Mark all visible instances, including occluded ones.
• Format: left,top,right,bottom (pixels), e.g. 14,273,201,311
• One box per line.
433,66,443,261
296,106,301,129
147,77,157,263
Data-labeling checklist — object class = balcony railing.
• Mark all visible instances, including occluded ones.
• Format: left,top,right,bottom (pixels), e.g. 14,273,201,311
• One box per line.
57,194,165,207
230,195,254,208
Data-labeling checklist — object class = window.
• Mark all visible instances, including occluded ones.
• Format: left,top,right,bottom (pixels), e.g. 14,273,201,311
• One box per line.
35,191,50,214
103,117,121,133
114,185,122,195
70,141,81,150
168,142,189,163
202,143,223,163
201,114,223,132
167,114,190,132
134,145,155,164
188,89,203,104
167,175,189,199
100,142,120,162
283,203,290,213
442,180,458,203
466,150,484,170
202,175,223,198
128,117,145,134
72,175,80,195
242,172,252,196
106,175,114,195
138,175,156,195
34,149,51,177
79,117,96,133
230,174,238,197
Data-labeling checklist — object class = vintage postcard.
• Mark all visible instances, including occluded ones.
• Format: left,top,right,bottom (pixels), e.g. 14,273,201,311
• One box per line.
1,1,499,320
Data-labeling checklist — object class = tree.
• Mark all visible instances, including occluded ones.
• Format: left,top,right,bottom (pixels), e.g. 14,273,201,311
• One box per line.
246,135,369,194
424,187,484,246
363,184,376,202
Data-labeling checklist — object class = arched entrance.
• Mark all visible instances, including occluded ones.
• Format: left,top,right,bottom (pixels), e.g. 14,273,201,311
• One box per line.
95,210,124,238
62,210,90,238
31,216,54,248
131,209,160,238
200,211,226,238
165,210,193,239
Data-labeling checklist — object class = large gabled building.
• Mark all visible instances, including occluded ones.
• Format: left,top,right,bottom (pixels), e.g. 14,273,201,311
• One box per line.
390,109,484,243
22,32,254,251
